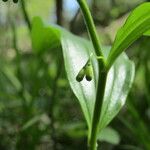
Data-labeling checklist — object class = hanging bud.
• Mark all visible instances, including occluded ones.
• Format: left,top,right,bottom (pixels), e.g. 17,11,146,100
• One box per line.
85,62,93,81
13,0,18,3
2,0,8,2
76,68,85,82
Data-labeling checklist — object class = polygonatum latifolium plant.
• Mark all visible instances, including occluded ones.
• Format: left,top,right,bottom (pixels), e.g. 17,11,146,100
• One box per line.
30,1,150,150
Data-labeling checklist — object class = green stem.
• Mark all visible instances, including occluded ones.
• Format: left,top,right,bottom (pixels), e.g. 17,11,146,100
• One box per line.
20,0,31,31
77,0,105,65
77,0,108,150
56,0,63,25
89,70,107,150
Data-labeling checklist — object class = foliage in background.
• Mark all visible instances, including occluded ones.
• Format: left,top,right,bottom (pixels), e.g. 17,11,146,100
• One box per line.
0,0,150,150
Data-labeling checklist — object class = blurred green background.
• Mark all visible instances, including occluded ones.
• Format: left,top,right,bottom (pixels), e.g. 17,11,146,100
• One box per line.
0,0,150,150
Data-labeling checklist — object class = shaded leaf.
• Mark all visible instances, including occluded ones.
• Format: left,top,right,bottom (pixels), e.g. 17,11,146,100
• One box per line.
22,114,50,131
60,122,87,139
2,66,22,91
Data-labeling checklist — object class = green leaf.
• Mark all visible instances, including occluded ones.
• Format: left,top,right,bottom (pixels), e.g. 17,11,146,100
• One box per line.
31,17,44,53
99,51,135,131
2,66,22,91
32,18,135,138
21,114,49,131
31,17,60,54
144,30,150,36
61,31,98,129
107,2,150,69
60,31,135,133
98,127,120,145
60,122,87,139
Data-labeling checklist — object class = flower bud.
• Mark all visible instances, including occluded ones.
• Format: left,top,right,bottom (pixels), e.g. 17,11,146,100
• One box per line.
2,0,8,2
85,62,93,81
13,0,18,3
76,68,85,82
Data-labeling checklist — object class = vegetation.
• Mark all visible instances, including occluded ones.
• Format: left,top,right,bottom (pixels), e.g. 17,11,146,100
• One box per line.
0,0,150,150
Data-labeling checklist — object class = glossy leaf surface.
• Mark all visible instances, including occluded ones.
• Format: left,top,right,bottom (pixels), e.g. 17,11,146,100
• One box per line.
61,31,135,132
99,52,135,131
61,31,98,128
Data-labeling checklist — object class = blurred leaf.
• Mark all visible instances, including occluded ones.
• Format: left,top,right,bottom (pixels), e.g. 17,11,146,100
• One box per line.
2,66,22,91
22,115,42,131
22,114,49,131
98,127,120,145
61,122,87,139
31,17,44,53
144,30,150,36
27,0,53,19
107,2,150,68
31,17,60,54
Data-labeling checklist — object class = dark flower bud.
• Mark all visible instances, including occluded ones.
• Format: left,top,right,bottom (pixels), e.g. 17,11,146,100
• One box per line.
76,68,85,82
13,0,18,3
85,62,93,81
2,0,8,2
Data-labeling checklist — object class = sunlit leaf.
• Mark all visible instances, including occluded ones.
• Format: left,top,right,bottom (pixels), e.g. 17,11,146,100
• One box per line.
31,18,135,138
99,51,135,131
144,30,150,36
60,31,135,134
107,2,150,69
61,31,98,129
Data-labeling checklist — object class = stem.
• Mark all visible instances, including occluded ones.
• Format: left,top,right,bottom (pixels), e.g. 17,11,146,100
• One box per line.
20,0,31,31
77,0,105,64
56,0,63,25
89,70,107,150
77,0,108,149
70,8,80,33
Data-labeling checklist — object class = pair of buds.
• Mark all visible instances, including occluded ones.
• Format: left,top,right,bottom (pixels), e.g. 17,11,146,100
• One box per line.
76,60,93,82
2,0,18,3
